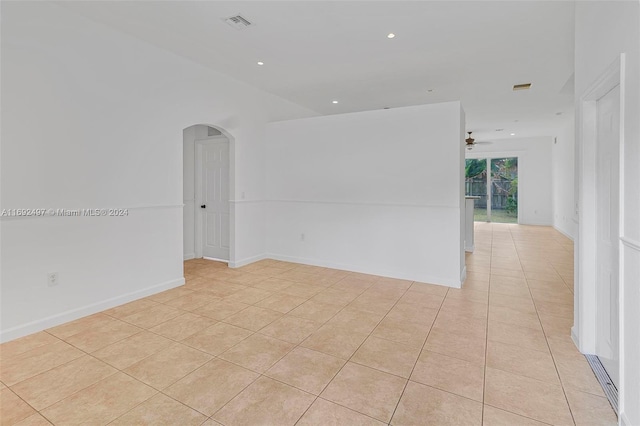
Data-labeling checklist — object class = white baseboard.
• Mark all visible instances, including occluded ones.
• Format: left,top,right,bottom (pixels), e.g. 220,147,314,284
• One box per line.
0,277,185,343
184,252,196,260
620,411,631,426
519,220,554,226
465,244,475,253
553,225,576,241
228,254,267,269
266,252,460,288
203,256,229,263
459,266,467,287
571,325,580,350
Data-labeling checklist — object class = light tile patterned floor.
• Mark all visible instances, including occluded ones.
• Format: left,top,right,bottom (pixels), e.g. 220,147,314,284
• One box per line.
0,224,618,425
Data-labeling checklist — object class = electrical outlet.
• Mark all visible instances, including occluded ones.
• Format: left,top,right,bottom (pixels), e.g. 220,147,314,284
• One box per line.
47,272,59,287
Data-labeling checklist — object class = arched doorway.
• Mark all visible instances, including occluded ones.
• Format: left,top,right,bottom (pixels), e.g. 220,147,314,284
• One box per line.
183,124,234,263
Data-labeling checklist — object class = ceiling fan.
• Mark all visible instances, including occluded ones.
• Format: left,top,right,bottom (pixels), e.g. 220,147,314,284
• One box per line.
465,132,492,150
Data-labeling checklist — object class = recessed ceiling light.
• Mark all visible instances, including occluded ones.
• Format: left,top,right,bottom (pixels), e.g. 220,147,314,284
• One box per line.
510,133,516,136
257,61,264,65
426,89,434,93
332,100,339,104
387,33,395,39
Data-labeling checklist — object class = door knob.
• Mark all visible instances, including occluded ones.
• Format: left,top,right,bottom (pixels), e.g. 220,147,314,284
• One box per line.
200,205,206,209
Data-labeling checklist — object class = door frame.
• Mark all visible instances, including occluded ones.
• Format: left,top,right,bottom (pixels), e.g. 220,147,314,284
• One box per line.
194,135,231,261
574,54,625,398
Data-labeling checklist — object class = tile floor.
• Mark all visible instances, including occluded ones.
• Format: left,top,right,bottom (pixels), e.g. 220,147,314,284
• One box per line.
0,224,618,425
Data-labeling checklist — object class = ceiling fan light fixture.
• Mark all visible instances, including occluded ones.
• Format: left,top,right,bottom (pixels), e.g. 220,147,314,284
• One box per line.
465,131,475,145
465,132,493,149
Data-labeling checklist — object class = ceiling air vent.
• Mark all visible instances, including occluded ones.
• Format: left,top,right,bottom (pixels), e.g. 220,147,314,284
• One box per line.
513,83,532,91
224,14,253,30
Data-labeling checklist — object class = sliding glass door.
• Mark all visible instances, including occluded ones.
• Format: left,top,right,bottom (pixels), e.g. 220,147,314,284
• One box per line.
465,157,518,223
465,159,489,220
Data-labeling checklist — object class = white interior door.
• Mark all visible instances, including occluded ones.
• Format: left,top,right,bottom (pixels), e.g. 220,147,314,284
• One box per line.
196,138,230,261
595,85,620,388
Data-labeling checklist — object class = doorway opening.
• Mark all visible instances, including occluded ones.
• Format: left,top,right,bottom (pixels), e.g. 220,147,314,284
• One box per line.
183,124,233,263
465,157,518,223
576,55,623,415
594,84,620,390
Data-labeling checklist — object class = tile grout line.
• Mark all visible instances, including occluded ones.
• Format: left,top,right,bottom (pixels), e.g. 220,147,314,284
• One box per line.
480,222,495,425
7,329,148,425
208,272,398,425
125,266,343,425
200,286,339,424
479,225,567,426
115,271,376,424
41,328,217,425
211,236,484,423
3,233,590,426
385,284,450,424
3,267,336,424
1,385,42,424
510,225,578,426
289,276,419,425
9,271,312,424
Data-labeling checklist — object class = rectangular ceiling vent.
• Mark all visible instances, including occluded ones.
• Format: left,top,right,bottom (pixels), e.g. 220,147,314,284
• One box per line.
513,83,532,91
224,14,253,30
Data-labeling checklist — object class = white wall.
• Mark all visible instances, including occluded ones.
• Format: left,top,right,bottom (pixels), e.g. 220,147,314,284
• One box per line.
574,2,640,425
265,102,466,287
0,2,316,341
183,126,199,260
552,113,577,240
466,137,554,226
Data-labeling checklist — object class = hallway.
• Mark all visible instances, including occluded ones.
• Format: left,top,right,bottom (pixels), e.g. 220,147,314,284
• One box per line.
0,225,617,425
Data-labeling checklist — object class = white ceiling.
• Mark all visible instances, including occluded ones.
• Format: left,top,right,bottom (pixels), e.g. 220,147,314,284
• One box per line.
59,1,575,141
